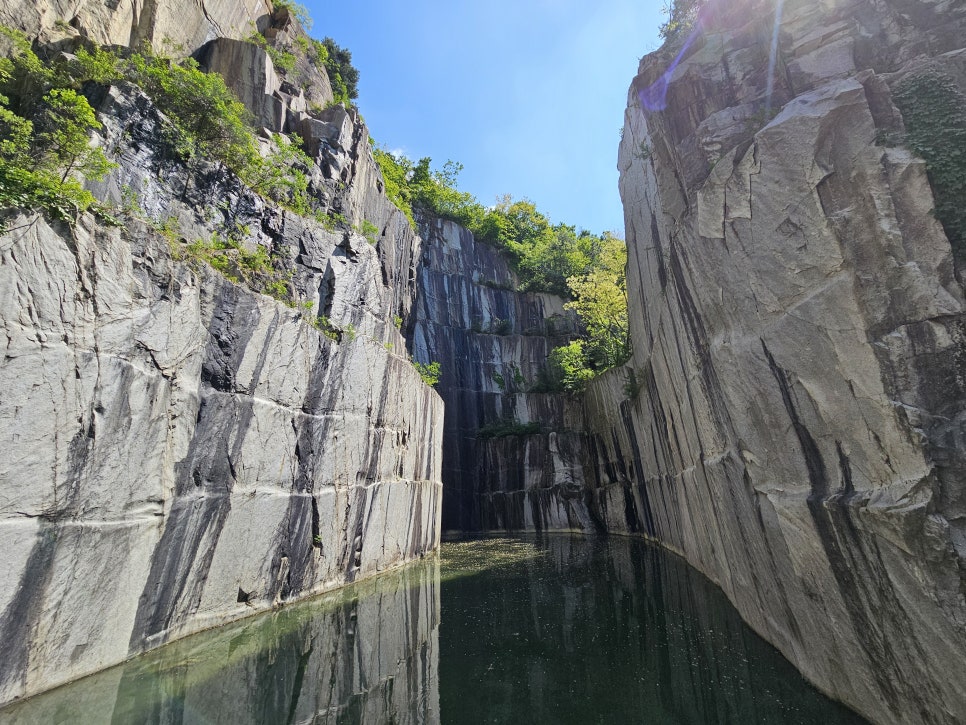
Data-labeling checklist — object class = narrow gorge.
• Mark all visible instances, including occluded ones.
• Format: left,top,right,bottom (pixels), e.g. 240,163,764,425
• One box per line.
0,0,965,723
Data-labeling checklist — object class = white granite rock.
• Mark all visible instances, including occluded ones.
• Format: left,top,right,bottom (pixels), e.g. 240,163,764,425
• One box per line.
598,0,966,722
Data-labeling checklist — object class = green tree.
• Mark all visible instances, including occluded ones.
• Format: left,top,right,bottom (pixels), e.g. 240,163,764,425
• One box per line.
273,0,312,29
138,56,256,170
544,341,595,393
565,233,630,369
319,37,359,105
242,134,313,214
413,360,441,386
34,88,113,180
660,0,702,40
0,33,114,221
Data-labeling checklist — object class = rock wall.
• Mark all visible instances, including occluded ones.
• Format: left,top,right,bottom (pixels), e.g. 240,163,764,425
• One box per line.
410,218,594,532
595,0,966,722
0,0,272,53
0,16,442,707
0,557,440,724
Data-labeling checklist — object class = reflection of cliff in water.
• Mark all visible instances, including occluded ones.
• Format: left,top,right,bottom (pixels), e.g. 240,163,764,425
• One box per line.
439,536,866,724
1,536,864,724
0,561,440,725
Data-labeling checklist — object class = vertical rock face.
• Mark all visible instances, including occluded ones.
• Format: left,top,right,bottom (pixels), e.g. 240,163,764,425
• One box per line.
411,218,594,532
0,23,442,707
601,0,966,722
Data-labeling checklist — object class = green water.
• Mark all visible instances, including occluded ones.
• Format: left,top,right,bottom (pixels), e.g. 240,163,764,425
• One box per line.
0,536,865,724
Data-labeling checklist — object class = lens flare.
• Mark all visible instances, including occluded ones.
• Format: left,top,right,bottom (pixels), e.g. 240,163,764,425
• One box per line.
637,27,701,113
765,0,786,114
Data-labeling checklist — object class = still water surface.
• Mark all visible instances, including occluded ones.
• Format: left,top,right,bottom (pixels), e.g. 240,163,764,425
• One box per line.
0,536,865,724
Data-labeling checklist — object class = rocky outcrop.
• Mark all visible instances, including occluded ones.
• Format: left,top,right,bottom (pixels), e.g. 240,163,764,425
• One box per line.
598,0,966,722
0,23,441,708
410,218,593,532
197,13,334,126
0,0,272,53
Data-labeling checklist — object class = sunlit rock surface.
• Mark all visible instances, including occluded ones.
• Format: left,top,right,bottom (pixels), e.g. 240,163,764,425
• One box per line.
599,0,966,722
0,0,271,53
0,29,442,706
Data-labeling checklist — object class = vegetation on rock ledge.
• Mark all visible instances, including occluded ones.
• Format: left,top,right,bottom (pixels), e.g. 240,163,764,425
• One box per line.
0,31,315,226
371,147,631,393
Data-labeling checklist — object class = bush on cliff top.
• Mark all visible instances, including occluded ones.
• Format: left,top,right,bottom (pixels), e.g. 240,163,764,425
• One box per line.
660,0,702,41
313,37,358,106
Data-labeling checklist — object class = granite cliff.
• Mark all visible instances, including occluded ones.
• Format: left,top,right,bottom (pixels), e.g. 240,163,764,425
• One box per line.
0,2,441,706
404,0,966,722
2,0,966,722
585,0,966,722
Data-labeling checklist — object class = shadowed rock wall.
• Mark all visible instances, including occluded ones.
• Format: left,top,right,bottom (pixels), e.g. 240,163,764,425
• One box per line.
587,0,966,722
410,218,594,532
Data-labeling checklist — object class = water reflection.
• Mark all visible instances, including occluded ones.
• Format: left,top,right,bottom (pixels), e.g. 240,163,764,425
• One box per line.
438,536,864,724
0,562,440,725
0,537,865,724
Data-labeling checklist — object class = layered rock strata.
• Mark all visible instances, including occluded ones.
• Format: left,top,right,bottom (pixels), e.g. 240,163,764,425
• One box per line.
410,218,593,532
0,10,442,706
593,0,966,722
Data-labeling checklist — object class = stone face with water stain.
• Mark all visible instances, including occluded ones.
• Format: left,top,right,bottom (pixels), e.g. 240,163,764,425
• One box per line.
594,0,966,722
0,32,442,706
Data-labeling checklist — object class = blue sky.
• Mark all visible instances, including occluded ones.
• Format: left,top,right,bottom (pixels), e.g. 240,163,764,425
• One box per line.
301,1,666,235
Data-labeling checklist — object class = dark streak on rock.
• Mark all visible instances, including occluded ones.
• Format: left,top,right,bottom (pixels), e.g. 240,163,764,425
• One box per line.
129,495,232,650
0,526,58,696
763,340,933,718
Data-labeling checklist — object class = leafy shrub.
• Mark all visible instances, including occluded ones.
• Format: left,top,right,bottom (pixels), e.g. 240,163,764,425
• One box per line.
660,0,702,41
412,360,441,386
541,341,596,394
314,37,358,105
0,30,318,227
0,30,116,223
564,234,630,370
372,147,416,227
360,219,379,244
243,133,313,214
309,39,329,69
273,0,313,30
132,55,256,171
246,32,296,73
